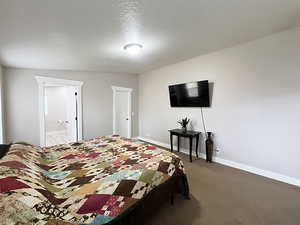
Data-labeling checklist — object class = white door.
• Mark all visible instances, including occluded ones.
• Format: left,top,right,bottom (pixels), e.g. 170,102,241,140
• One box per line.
65,86,78,143
113,87,132,138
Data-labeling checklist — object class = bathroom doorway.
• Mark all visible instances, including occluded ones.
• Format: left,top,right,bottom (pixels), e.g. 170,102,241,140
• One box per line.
36,76,83,147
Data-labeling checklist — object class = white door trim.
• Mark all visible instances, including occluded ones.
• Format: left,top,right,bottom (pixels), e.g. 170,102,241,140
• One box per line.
35,76,84,147
112,86,133,138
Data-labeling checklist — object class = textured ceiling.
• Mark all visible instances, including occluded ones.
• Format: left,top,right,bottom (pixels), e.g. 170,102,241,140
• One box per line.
0,0,300,74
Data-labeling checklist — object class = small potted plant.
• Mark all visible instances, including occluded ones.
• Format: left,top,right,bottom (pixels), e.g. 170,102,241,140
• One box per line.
178,117,190,133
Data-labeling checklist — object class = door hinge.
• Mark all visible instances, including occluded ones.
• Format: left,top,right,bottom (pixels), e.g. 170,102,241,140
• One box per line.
75,117,78,121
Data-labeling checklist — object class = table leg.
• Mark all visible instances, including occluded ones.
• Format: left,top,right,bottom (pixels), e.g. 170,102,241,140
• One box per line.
170,133,173,152
189,137,193,162
177,135,180,152
195,134,199,158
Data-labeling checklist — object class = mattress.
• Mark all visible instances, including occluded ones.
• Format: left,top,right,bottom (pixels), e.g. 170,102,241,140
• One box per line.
0,135,188,225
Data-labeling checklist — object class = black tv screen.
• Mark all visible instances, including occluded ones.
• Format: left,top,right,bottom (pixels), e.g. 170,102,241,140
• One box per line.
169,80,210,107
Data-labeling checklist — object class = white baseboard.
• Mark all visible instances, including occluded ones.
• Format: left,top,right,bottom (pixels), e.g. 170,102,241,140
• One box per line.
137,136,300,187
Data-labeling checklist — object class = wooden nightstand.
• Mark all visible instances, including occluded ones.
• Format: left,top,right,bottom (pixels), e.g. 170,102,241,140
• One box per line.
169,129,201,162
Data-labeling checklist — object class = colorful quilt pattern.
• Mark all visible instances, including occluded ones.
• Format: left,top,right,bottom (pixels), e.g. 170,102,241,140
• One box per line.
0,135,186,225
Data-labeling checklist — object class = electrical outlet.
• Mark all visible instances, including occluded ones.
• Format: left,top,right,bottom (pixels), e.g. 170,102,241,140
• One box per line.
215,146,221,154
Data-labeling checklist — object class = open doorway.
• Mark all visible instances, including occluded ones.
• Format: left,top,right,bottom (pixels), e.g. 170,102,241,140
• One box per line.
36,76,83,147
44,86,77,146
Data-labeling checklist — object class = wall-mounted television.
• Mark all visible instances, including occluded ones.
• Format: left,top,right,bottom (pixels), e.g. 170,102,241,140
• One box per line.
169,80,210,107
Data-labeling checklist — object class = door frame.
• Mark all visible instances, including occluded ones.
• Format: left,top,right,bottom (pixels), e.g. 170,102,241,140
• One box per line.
35,76,84,147
112,86,133,138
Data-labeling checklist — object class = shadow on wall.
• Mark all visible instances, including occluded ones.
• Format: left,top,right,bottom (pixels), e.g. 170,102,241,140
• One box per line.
209,82,214,108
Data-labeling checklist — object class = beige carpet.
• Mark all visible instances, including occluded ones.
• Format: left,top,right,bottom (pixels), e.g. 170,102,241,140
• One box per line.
136,151,300,225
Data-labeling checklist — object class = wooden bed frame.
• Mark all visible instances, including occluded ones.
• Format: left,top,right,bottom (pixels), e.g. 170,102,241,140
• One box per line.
107,174,190,225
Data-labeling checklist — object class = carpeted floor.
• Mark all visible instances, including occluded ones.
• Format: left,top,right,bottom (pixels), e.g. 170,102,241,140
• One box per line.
137,150,300,225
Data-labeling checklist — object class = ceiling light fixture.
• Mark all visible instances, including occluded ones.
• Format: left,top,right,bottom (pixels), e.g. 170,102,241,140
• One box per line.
123,43,143,55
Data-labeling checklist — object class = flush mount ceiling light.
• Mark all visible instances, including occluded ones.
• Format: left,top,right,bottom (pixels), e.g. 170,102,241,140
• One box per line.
123,43,143,55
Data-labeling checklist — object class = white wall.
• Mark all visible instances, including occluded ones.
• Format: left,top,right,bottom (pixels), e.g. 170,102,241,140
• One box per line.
3,68,139,145
0,65,3,143
139,27,300,181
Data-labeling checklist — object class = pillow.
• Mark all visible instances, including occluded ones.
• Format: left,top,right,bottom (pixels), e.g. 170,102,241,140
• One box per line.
0,144,12,159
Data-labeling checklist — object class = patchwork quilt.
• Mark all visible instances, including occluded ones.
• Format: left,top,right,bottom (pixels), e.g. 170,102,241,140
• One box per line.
0,135,186,225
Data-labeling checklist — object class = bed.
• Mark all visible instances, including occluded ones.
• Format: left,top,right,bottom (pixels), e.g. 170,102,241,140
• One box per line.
0,135,189,225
